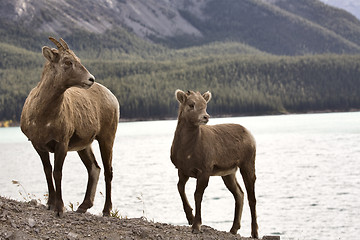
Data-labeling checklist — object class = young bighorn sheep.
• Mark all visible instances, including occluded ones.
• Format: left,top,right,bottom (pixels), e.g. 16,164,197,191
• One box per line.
20,37,119,217
170,90,258,238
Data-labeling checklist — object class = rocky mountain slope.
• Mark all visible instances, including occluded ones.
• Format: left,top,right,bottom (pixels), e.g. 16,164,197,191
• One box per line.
321,0,360,19
0,0,202,39
267,0,360,47
1,0,360,121
1,0,360,55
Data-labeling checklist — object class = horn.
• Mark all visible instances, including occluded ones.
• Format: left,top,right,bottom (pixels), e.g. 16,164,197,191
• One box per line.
59,38,69,50
49,37,63,50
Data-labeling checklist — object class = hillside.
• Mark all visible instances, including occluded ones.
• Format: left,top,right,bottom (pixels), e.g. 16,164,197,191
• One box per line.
176,0,360,54
268,0,360,48
1,0,360,122
2,0,360,55
2,52,359,121
321,0,360,20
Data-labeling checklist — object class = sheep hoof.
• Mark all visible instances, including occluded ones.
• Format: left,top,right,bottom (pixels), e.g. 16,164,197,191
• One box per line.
192,228,201,234
55,210,64,218
102,211,111,217
191,224,201,234
76,207,87,214
230,228,238,235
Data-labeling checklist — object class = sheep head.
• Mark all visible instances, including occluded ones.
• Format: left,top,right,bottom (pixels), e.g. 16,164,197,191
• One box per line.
41,37,95,90
175,89,211,126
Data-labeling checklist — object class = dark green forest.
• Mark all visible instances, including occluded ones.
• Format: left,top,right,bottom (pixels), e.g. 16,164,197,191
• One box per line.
1,0,360,123
1,45,360,121
86,54,360,119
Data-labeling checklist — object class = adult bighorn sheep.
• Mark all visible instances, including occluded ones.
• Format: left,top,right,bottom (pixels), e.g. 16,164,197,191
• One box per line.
20,37,119,217
170,90,258,238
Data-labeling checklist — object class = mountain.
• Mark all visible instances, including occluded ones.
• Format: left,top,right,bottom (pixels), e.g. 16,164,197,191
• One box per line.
320,0,360,20
266,0,360,48
1,0,360,55
0,0,201,40
1,0,360,122
176,0,360,54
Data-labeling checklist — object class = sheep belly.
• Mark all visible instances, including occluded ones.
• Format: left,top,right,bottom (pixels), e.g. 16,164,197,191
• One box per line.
68,131,96,151
211,165,238,176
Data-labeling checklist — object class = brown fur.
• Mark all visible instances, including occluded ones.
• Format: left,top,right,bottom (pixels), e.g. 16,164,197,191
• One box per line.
20,37,119,217
170,90,258,238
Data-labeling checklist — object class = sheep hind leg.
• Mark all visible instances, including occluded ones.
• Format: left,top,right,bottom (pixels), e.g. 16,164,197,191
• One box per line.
76,146,100,213
222,173,244,235
177,170,194,225
98,139,114,216
240,164,259,239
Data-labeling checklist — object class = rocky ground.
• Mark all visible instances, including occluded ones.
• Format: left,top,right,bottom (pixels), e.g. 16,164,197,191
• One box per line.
0,196,270,240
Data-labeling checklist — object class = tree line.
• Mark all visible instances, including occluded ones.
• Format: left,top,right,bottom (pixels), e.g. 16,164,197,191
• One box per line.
1,53,360,122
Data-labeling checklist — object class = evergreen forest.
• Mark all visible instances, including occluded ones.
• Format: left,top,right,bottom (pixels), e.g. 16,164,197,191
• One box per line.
1,42,360,121
1,0,360,123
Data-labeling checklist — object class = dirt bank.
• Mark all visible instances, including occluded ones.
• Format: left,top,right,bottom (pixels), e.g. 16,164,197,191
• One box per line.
0,196,264,240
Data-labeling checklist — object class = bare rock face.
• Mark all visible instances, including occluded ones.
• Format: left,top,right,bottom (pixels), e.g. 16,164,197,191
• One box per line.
2,0,360,55
0,0,204,39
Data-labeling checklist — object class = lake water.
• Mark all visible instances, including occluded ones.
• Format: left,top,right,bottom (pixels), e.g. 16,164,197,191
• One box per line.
0,112,359,239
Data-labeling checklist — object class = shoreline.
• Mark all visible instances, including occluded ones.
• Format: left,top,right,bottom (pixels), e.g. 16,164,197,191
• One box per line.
0,196,271,239
1,109,359,127
116,108,360,123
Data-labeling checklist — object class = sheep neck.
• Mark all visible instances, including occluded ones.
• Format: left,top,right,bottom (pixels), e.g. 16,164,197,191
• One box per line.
34,65,67,115
174,118,201,147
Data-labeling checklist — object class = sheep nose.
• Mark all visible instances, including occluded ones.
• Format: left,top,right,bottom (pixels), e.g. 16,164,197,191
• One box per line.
89,76,95,83
203,114,210,122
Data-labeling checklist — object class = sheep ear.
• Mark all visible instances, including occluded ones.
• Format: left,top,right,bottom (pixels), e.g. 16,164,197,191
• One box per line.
175,89,187,104
202,91,212,103
42,46,59,63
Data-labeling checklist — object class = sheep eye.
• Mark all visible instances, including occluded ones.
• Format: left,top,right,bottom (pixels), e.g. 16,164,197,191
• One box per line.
189,103,195,109
64,60,72,66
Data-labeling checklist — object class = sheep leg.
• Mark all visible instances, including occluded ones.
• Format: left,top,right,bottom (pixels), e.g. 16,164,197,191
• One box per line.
76,146,101,213
35,147,56,211
222,173,244,235
240,166,258,239
192,174,209,233
98,140,114,216
177,170,194,225
53,142,67,217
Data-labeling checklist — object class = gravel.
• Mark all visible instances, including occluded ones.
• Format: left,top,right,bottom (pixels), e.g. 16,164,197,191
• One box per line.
0,196,261,240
